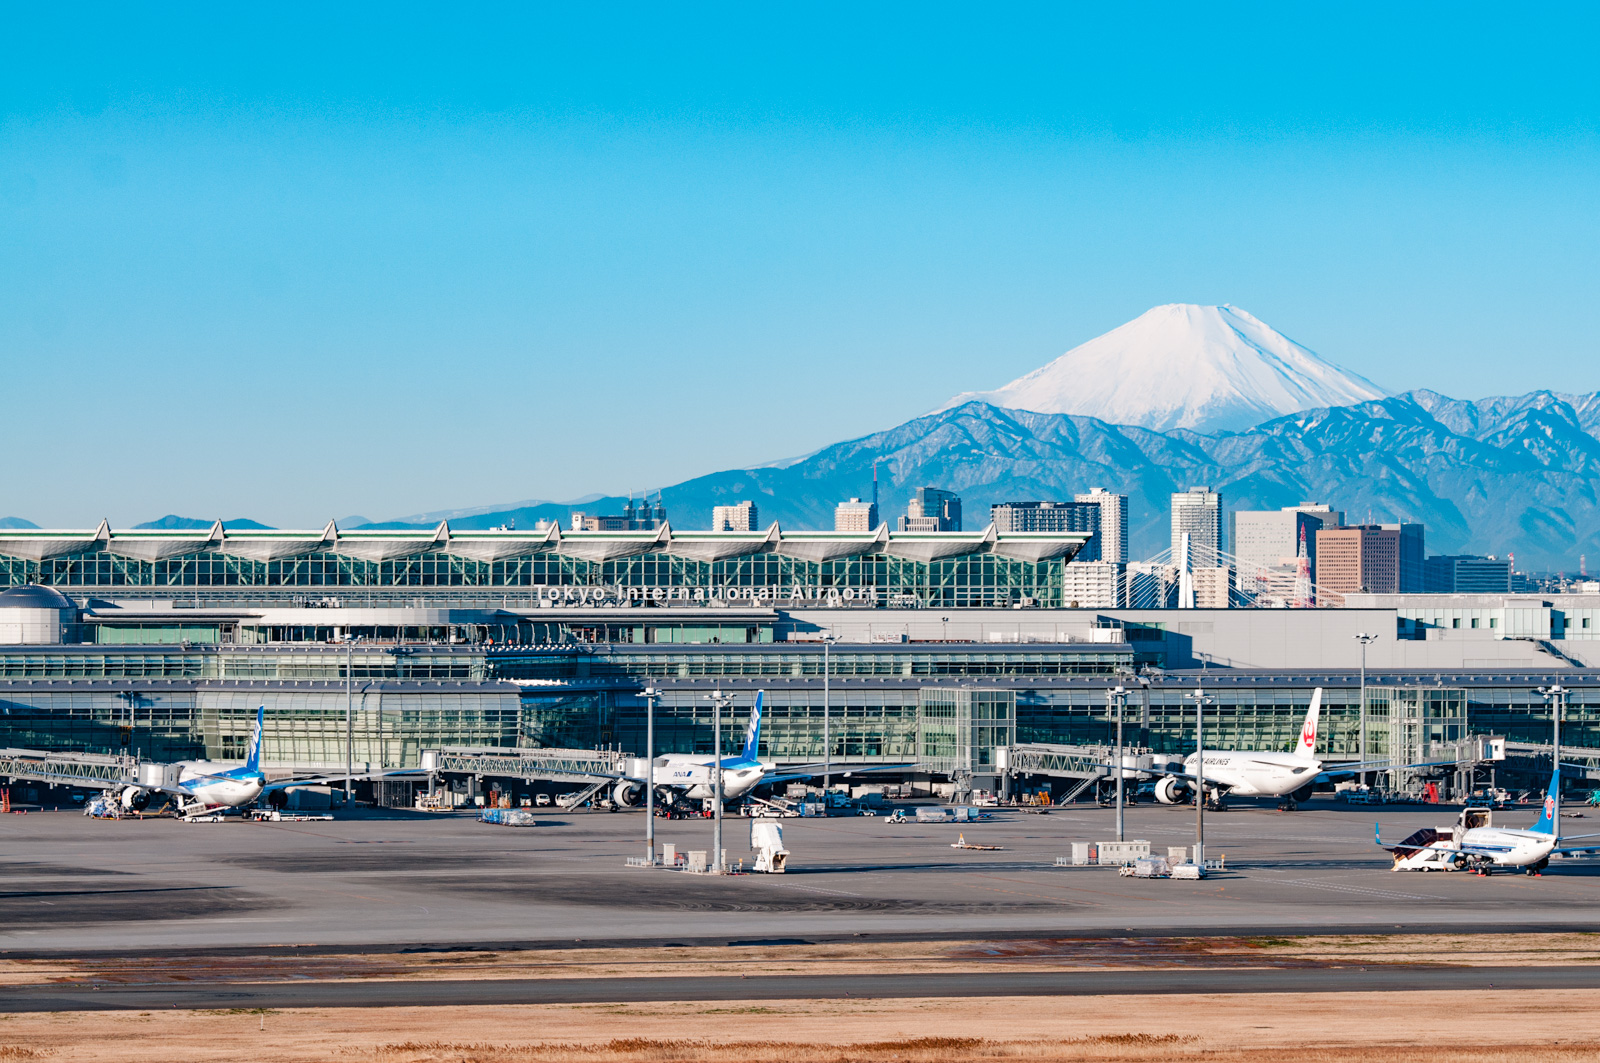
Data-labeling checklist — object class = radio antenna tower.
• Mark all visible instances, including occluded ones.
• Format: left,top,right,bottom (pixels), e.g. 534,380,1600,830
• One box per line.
1293,524,1314,608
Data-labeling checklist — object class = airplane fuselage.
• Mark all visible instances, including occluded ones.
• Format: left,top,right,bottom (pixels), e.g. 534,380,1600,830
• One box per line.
650,755,771,802
1185,750,1321,798
173,762,266,809
1458,826,1557,868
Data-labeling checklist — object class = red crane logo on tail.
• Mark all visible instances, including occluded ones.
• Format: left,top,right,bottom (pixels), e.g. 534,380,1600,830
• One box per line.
1302,721,1316,746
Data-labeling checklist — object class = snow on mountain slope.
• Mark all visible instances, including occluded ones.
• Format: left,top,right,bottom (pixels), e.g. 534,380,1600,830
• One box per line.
941,303,1387,433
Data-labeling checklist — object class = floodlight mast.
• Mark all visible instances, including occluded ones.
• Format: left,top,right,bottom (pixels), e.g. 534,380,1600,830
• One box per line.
1353,633,1379,788
1108,685,1129,842
1183,686,1213,866
642,687,658,865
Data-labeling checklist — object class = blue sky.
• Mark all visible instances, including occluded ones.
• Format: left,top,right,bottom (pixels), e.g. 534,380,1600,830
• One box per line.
3,4,1597,526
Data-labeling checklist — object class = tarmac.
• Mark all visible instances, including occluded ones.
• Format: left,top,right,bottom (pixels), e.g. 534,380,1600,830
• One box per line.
9,965,1600,1012
5,798,1600,956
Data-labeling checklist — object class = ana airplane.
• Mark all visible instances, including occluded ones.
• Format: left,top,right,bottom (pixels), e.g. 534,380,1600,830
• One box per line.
1145,689,1438,809
609,691,908,807
1378,771,1600,876
102,706,406,819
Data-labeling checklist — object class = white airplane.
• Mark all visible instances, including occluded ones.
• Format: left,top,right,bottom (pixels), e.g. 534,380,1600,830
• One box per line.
1378,770,1600,876
89,706,408,819
1146,689,1437,809
608,691,909,807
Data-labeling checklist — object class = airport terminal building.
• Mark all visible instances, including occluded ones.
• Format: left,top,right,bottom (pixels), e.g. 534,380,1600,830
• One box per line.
1,524,1597,795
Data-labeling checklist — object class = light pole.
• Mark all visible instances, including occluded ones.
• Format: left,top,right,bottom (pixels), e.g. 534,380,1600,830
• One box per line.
1108,685,1128,841
642,686,658,865
822,635,837,794
1183,686,1213,865
705,690,729,873
344,641,353,806
1540,684,1567,824
1353,633,1378,788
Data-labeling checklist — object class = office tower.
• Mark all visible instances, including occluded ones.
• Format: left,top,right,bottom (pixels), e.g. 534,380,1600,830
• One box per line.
1315,525,1402,602
1382,522,1426,592
899,487,962,532
1074,488,1129,564
1424,555,1513,594
1229,502,1342,603
1170,486,1222,569
989,501,1101,560
711,501,758,532
834,497,879,532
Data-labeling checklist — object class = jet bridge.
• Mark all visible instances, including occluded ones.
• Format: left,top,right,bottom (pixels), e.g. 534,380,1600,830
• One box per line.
0,748,138,790
1001,743,1158,804
421,747,632,784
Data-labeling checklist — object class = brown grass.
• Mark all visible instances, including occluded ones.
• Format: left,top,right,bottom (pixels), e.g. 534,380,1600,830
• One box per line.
341,1039,1600,1063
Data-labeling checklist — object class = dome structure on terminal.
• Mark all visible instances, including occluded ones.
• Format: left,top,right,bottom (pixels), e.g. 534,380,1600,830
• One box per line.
0,584,76,610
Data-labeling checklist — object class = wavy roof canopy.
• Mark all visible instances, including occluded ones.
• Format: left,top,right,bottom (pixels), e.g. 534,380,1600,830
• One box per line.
0,522,1089,564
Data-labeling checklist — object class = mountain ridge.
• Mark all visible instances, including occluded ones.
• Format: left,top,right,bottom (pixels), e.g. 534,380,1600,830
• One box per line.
383,387,1600,569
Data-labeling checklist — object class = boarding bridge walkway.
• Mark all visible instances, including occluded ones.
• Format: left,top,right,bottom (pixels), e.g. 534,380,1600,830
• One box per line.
0,748,137,790
1502,740,1600,782
422,747,630,784
1001,742,1158,804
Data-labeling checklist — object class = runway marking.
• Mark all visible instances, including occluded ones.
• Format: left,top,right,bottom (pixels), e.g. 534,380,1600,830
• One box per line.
763,882,865,898
1274,878,1441,901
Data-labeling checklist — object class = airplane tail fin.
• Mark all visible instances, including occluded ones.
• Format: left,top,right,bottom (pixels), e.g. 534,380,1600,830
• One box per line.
1531,769,1560,835
245,705,264,774
741,691,764,761
1295,687,1322,759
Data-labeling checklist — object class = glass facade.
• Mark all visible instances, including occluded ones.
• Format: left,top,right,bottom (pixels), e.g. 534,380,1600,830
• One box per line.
0,549,1069,609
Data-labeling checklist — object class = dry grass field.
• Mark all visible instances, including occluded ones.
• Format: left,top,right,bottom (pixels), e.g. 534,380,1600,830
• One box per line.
3,990,1600,1063
5,933,1600,987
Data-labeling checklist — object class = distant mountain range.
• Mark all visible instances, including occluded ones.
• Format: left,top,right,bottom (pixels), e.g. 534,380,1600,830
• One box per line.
132,516,276,530
11,306,1596,570
350,387,1600,570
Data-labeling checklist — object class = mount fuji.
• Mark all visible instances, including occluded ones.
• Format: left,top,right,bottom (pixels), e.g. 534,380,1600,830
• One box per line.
940,303,1388,434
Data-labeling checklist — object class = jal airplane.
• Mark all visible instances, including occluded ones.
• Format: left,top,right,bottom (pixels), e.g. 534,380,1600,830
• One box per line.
1378,770,1600,875
1146,688,1431,808
1149,689,1330,806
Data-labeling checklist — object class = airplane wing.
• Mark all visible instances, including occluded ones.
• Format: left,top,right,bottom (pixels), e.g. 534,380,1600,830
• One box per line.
258,768,428,794
763,762,917,785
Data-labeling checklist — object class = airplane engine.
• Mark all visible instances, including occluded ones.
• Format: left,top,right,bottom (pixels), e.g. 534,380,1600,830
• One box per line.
613,779,643,807
118,787,152,811
1153,776,1189,805
1291,783,1315,804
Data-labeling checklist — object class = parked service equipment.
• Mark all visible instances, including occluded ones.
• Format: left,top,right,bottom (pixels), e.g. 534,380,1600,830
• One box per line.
750,820,790,873
1095,840,1151,865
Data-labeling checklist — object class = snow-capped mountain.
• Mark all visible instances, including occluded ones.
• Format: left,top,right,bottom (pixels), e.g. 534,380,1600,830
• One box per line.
940,303,1388,433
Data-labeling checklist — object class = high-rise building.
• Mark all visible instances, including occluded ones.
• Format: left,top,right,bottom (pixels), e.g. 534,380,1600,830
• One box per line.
1074,488,1129,565
1171,486,1222,569
1424,554,1513,594
1229,503,1342,604
899,487,962,532
834,497,879,532
1316,525,1405,602
989,501,1101,560
572,497,667,531
1382,522,1426,592
711,501,758,532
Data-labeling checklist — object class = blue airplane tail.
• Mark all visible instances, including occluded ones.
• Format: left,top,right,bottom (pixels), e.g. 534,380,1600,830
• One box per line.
740,691,764,761
1531,768,1560,835
244,705,264,774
